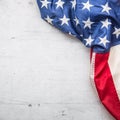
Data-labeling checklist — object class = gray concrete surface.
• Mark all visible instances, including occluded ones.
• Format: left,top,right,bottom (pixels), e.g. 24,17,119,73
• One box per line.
0,0,115,120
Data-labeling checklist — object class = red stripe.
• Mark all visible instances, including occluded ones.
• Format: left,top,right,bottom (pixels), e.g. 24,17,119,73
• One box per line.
94,52,120,119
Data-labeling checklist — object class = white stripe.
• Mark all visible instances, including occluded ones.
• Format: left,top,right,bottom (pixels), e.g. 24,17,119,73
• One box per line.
108,45,120,99
90,52,100,100
90,52,96,83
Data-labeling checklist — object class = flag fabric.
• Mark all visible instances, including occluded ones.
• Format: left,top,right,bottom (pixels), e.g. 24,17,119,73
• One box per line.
37,0,120,119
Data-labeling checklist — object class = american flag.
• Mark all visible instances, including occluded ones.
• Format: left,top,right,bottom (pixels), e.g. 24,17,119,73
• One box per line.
37,0,120,119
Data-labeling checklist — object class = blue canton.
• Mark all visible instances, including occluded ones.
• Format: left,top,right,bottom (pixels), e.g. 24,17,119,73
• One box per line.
37,0,120,53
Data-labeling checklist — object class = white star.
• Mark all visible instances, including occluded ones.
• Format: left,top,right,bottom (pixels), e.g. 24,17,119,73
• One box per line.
99,36,110,47
60,15,70,26
74,17,79,26
82,1,93,11
83,18,94,29
55,0,64,9
84,36,94,46
71,0,76,9
101,3,111,14
45,16,53,24
101,19,111,29
41,0,51,8
113,27,120,38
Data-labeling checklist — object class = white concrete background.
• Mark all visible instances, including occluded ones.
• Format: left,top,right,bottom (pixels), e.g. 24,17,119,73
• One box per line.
0,0,115,120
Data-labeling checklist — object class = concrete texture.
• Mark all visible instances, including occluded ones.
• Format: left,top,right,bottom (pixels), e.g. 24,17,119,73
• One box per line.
0,0,115,120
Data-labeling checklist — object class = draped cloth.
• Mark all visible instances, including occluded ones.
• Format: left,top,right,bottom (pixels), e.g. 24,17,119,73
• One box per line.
37,0,120,119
